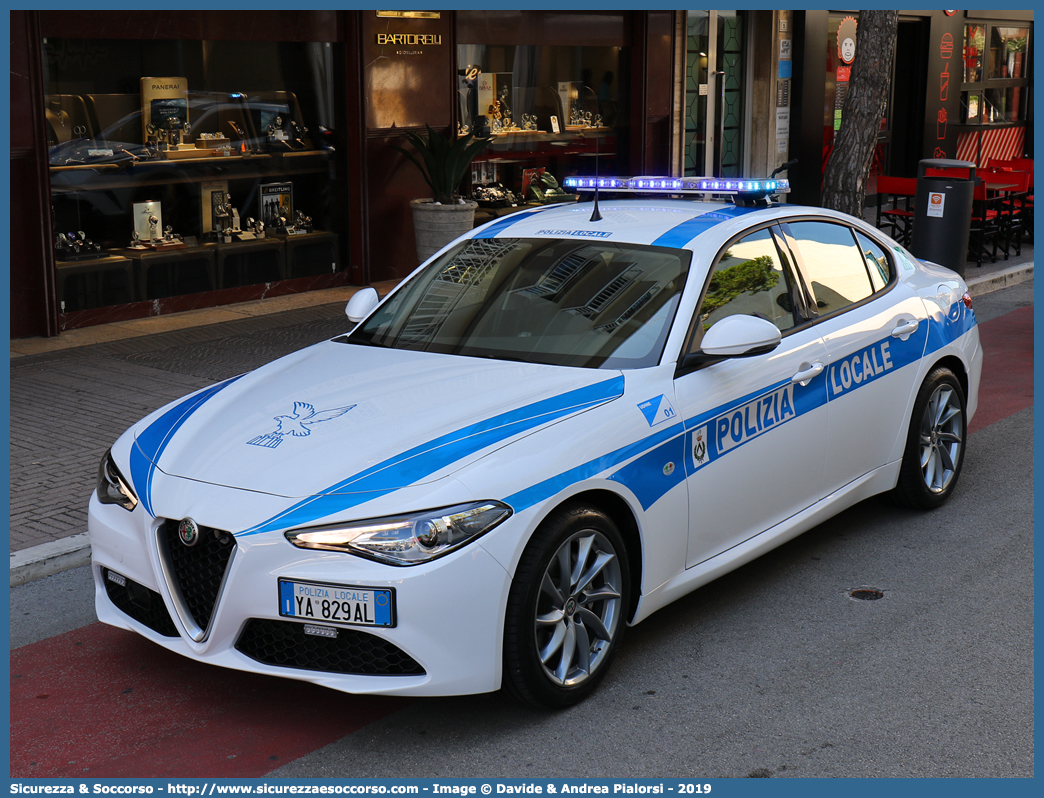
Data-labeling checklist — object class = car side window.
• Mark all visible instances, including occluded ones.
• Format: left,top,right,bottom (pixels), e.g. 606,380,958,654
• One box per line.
854,230,893,291
689,228,797,354
786,220,876,316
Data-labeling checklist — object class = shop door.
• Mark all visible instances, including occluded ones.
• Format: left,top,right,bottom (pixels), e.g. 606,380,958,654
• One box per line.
684,10,747,179
889,19,929,176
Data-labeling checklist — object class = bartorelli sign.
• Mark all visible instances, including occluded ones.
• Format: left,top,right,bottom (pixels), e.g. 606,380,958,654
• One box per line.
376,33,442,45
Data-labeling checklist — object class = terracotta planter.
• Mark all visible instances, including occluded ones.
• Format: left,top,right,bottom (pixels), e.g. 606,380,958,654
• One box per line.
410,198,478,263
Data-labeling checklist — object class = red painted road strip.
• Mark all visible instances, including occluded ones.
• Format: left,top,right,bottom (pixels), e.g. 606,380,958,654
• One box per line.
10,306,1032,779
10,622,408,778
969,305,1033,433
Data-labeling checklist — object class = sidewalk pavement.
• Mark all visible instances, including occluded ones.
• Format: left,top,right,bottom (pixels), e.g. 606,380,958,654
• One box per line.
9,253,1033,586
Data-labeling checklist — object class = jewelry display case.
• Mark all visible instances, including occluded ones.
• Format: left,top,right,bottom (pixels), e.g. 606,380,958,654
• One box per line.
458,43,626,228
43,37,346,312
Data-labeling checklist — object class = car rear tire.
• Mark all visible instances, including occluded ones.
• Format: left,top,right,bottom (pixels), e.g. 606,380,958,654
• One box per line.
890,366,967,509
502,502,630,709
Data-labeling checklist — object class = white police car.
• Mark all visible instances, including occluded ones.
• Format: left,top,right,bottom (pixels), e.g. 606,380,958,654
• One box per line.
90,176,981,708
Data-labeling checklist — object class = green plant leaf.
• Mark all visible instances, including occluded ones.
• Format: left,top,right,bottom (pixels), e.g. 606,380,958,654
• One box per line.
391,124,491,204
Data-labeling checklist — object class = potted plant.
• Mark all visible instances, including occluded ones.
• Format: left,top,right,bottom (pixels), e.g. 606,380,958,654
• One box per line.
391,124,492,262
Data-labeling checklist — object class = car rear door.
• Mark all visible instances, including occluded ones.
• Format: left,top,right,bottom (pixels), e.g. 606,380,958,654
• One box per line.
780,219,929,494
673,223,831,569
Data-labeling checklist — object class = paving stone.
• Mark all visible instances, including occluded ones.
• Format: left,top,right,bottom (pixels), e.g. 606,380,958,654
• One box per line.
9,303,351,552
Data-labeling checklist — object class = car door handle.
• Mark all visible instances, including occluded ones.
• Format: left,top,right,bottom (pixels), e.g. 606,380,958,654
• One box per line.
791,361,824,386
891,319,919,340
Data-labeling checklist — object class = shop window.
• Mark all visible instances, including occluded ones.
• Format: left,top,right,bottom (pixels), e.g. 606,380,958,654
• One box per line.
43,37,346,314
963,24,985,83
982,87,1024,125
988,26,1029,79
960,91,982,125
455,40,628,216
961,21,1031,125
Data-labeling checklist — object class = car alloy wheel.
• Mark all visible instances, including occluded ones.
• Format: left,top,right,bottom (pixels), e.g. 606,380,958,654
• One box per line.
535,528,623,687
892,366,967,509
919,382,964,494
503,503,630,708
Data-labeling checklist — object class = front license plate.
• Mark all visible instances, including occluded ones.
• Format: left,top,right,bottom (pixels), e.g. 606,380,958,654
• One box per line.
278,579,395,628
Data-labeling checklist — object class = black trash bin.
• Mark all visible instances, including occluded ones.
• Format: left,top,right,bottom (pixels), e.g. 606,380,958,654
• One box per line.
909,158,976,278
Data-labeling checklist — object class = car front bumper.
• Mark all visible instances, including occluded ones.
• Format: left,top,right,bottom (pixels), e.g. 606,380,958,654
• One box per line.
88,490,512,697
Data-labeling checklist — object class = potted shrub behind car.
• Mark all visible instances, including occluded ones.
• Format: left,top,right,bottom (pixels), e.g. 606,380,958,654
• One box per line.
391,124,491,263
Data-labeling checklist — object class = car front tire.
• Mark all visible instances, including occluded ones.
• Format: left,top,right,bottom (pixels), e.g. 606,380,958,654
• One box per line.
891,366,967,509
502,502,630,709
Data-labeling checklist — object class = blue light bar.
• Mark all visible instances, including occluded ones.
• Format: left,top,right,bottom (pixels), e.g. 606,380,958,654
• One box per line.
562,175,790,196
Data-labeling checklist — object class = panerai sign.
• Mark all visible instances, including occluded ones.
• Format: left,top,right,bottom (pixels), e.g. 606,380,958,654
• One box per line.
376,33,442,45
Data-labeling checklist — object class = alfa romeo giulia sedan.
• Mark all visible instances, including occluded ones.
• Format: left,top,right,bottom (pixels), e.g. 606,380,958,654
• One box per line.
90,176,981,707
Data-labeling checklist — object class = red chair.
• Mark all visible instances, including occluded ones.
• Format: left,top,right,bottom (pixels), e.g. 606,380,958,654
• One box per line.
987,158,1033,243
874,176,917,245
981,168,1031,258
988,157,1033,184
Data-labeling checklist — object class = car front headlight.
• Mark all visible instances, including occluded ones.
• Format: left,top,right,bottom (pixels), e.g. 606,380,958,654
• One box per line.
96,449,139,511
285,501,512,566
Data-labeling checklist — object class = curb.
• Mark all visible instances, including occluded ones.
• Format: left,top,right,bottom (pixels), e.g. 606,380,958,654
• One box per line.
9,262,1034,587
966,262,1033,296
11,533,91,587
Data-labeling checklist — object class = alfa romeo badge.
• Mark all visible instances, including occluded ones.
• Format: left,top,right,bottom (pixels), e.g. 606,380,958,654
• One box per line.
178,517,201,547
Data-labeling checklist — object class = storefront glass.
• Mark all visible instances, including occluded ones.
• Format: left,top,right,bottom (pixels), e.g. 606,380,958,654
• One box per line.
684,11,710,176
988,26,1029,79
43,37,346,313
960,21,1031,126
454,42,628,212
982,86,1024,124
684,10,747,179
454,11,630,219
963,24,985,83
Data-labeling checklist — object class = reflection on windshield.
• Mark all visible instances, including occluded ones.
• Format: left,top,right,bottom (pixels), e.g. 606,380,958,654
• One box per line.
349,238,691,369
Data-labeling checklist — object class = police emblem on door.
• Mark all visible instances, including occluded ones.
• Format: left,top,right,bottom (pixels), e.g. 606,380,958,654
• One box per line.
693,426,708,466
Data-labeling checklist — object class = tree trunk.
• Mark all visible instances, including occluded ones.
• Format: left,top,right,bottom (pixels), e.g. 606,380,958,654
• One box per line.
822,10,899,218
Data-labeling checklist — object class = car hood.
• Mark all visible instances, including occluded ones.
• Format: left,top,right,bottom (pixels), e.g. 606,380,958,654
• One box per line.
131,340,624,499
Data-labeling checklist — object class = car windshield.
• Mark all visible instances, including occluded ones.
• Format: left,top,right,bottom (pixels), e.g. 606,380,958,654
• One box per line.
348,237,691,369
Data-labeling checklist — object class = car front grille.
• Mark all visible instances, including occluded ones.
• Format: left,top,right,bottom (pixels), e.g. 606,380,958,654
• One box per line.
159,518,237,637
102,568,179,637
235,618,425,676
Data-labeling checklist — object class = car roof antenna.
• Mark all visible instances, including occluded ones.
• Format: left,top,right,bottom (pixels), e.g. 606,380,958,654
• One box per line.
589,136,604,222
589,187,603,222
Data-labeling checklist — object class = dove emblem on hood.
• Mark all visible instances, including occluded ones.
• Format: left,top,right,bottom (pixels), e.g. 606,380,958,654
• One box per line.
247,401,356,449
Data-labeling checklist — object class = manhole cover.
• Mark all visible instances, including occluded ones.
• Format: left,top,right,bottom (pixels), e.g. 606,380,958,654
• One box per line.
849,588,884,601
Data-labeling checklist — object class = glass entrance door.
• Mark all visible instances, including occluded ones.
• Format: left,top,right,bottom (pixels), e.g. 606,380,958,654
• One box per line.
684,10,746,178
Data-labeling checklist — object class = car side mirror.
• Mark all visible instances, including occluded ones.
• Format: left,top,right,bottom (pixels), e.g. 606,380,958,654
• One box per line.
679,315,782,374
701,314,782,357
345,287,379,323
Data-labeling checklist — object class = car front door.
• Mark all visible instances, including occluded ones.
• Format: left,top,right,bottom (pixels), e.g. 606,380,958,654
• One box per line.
674,224,830,569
